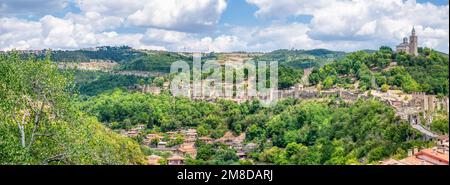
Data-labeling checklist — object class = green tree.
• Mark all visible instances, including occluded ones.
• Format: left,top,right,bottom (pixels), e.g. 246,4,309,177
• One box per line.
381,84,390,92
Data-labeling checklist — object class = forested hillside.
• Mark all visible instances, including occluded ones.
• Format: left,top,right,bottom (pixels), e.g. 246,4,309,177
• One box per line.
254,49,347,69
309,47,449,95
1,46,447,165
73,70,151,96
79,90,430,165
0,53,146,164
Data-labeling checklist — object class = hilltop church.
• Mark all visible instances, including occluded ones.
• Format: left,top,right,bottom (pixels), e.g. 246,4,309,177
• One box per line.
396,27,418,56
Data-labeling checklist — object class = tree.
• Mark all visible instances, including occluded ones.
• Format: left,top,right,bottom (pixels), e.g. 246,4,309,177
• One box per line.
323,76,334,89
381,84,390,92
0,53,146,164
431,118,449,135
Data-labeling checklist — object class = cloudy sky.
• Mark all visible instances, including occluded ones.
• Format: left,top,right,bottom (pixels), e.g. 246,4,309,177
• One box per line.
0,0,448,52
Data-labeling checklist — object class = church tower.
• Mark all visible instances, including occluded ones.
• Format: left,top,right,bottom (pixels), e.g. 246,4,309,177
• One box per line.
409,27,418,56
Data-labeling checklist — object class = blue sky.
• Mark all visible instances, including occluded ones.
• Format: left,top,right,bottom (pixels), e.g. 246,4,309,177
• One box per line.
0,0,448,52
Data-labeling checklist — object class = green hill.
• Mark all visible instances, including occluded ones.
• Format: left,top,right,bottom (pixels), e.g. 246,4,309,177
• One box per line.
254,49,347,69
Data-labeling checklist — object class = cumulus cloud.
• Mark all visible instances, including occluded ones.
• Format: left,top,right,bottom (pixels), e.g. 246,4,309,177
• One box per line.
247,0,449,52
0,18,42,50
141,28,246,52
76,0,227,32
0,16,143,50
0,0,230,51
64,12,124,32
0,0,448,53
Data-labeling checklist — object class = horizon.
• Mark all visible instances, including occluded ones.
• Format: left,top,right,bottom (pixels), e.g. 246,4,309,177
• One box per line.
1,0,449,53
1,45,448,55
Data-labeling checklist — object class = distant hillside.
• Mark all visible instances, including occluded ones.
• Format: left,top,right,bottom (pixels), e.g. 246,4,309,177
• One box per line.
254,49,347,69
18,47,347,72
24,46,190,73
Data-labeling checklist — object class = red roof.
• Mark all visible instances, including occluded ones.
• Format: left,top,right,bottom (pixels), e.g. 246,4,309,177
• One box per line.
415,149,449,165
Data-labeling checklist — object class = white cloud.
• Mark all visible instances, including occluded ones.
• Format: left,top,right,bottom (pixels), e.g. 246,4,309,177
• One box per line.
247,0,449,52
356,20,377,36
0,0,448,53
0,18,42,50
76,0,141,16
76,0,227,32
40,15,79,48
141,28,246,52
64,12,124,32
142,28,191,45
0,16,144,51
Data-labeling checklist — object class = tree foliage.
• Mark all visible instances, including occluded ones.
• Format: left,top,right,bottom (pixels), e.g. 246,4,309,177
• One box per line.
0,53,146,164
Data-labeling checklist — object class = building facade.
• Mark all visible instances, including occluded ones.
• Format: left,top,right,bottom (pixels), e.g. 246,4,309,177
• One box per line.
396,27,418,56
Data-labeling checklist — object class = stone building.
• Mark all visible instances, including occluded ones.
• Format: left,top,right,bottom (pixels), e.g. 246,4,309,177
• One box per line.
396,37,410,53
396,27,418,56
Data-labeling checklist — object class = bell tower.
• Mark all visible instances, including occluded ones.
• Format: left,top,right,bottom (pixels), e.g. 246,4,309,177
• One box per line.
409,27,418,56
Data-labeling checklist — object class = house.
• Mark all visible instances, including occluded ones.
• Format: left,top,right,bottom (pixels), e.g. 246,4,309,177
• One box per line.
178,143,197,158
199,136,213,144
167,155,185,165
146,133,162,140
154,141,178,153
182,129,197,143
127,129,139,137
437,135,449,153
413,148,449,165
157,141,167,149
147,155,163,165
381,147,449,165
216,132,245,148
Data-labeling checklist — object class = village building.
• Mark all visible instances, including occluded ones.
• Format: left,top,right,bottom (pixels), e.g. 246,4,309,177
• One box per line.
182,129,198,143
381,136,449,165
153,141,178,153
157,141,167,149
437,135,449,154
143,133,164,146
167,155,185,165
199,136,214,144
126,129,140,137
147,155,163,165
177,143,197,158
146,133,163,140
216,132,246,150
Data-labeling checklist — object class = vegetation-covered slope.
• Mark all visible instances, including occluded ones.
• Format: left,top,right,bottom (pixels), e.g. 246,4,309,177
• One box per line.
0,53,146,164
254,49,347,69
80,89,430,164
309,46,449,95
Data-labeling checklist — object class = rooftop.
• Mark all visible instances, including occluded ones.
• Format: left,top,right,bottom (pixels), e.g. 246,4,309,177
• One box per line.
167,155,185,161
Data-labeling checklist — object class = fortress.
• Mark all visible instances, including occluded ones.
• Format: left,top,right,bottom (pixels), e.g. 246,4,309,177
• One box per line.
396,27,419,56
